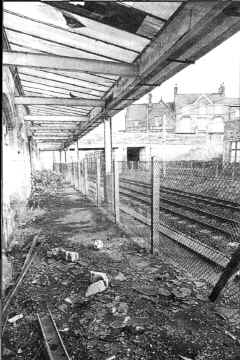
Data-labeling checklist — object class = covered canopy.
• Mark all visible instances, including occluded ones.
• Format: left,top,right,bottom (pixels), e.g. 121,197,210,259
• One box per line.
3,1,240,150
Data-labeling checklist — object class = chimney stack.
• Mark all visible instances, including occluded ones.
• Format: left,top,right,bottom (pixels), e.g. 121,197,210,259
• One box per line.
148,93,152,105
218,82,225,95
174,84,178,97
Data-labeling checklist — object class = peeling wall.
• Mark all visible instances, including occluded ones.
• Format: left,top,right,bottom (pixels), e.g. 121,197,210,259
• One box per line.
2,66,39,248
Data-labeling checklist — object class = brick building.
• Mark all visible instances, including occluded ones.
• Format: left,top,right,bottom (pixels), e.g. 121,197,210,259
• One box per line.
68,84,239,163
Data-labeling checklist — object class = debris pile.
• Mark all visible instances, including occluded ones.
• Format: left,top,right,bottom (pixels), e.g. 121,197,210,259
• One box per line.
28,170,64,208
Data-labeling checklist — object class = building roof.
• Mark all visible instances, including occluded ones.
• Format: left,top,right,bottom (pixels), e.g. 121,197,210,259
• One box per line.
175,93,240,110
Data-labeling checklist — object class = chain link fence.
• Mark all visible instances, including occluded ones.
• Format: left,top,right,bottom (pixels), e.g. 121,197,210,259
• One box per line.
55,156,240,304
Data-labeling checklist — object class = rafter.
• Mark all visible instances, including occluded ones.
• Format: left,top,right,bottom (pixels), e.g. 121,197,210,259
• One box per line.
15,97,104,106
3,51,138,76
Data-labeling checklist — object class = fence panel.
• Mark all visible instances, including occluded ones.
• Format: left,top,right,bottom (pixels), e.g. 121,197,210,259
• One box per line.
57,156,240,304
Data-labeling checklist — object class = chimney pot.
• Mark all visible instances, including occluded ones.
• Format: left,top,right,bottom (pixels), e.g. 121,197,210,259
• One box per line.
174,84,178,97
148,93,152,105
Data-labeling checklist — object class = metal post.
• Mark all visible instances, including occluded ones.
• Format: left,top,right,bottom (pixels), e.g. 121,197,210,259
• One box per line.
96,155,101,207
84,158,88,196
59,150,62,173
150,157,160,254
104,115,112,203
113,160,120,223
75,141,79,190
209,246,240,302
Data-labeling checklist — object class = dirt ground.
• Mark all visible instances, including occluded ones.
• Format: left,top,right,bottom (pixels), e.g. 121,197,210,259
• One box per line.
2,185,240,360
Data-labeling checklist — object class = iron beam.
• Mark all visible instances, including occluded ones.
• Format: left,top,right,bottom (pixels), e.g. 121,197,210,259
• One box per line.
3,51,138,77
15,97,104,106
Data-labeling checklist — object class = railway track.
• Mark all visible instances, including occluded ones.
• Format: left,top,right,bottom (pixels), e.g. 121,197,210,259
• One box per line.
119,177,240,239
37,308,71,360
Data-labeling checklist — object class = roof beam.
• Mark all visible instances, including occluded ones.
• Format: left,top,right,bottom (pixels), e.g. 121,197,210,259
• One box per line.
3,52,138,77
15,97,104,106
24,115,88,122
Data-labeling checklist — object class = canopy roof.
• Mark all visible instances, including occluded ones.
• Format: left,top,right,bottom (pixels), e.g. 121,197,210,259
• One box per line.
3,1,240,150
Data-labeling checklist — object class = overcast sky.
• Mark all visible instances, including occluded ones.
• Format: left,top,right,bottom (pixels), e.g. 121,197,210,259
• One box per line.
85,31,240,135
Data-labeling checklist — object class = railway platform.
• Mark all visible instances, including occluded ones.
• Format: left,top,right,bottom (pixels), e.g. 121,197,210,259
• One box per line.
2,183,240,360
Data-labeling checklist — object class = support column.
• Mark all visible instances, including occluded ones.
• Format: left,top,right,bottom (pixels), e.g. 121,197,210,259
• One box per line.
96,155,101,207
59,150,62,173
150,157,160,254
84,158,88,196
104,115,112,203
113,160,120,223
76,140,81,191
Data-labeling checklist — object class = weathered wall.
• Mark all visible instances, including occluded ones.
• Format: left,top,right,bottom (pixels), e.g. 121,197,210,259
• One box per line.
2,66,39,248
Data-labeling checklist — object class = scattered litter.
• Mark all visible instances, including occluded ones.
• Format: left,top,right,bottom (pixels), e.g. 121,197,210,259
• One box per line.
64,297,73,304
225,330,239,343
105,356,116,360
114,272,126,281
112,302,129,317
93,239,104,250
90,271,109,287
17,348,23,354
85,280,107,297
58,304,68,312
48,247,79,262
179,356,193,360
158,287,171,297
64,250,79,262
8,314,23,325
227,242,239,249
59,326,69,332
123,316,131,324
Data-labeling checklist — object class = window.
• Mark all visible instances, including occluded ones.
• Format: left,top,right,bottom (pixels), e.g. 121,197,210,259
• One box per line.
230,141,240,163
208,117,224,133
177,116,193,133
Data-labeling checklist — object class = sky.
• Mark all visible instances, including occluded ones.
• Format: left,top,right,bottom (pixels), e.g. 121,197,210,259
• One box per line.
84,31,240,135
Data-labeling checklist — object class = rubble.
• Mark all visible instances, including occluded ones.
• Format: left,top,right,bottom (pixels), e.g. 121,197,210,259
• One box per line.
47,247,79,262
3,185,240,360
114,272,126,282
8,314,23,325
93,239,104,250
85,280,107,297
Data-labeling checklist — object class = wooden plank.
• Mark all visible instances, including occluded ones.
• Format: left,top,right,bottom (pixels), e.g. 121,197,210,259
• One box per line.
15,97,104,106
25,115,88,122
3,51,138,76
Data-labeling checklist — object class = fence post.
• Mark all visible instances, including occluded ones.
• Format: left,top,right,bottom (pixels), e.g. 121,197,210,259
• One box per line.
150,157,160,254
84,158,88,196
96,156,101,207
209,246,240,302
113,160,120,223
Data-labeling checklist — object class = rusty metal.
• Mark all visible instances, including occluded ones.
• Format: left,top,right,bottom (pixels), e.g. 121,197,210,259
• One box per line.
37,308,71,360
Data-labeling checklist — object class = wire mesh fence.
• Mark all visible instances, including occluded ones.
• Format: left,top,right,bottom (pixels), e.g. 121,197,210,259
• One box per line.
55,156,240,304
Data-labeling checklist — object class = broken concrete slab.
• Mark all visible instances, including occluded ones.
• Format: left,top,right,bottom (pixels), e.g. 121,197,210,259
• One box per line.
85,280,107,297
